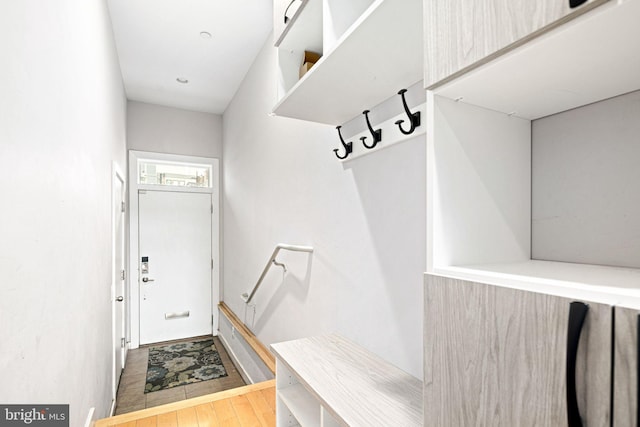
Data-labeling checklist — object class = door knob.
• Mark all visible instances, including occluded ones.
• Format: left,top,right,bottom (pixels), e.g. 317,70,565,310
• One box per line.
116,296,124,302
142,277,155,283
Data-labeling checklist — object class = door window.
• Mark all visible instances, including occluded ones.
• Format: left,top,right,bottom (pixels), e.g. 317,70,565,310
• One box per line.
138,159,211,188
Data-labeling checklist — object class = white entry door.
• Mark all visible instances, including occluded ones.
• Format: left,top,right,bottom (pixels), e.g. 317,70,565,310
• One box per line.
138,190,213,344
112,170,126,402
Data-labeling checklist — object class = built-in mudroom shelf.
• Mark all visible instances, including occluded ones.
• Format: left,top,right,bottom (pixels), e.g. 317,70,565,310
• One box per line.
271,334,422,427
423,3,640,423
426,0,640,298
272,0,423,125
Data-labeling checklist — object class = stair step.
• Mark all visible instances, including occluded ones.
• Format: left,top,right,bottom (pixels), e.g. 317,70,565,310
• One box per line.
95,380,276,427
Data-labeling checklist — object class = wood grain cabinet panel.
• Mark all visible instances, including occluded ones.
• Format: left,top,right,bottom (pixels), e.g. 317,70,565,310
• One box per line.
424,274,612,426
614,306,639,427
423,0,609,88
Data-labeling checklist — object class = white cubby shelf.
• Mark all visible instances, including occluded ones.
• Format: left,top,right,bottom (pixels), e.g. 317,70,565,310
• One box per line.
273,0,423,125
426,0,640,307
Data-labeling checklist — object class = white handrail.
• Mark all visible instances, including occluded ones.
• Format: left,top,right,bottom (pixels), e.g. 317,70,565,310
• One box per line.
241,243,314,304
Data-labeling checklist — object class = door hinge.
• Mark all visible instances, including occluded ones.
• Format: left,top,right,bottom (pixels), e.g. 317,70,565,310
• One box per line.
211,204,213,214
121,338,126,348
121,201,126,213
211,259,214,269
120,269,126,281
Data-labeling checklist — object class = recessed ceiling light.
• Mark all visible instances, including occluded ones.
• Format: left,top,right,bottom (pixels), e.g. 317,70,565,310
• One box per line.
176,77,189,84
200,31,212,39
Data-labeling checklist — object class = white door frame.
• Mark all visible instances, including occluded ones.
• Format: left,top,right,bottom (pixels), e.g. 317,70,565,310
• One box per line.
111,162,127,411
128,150,220,349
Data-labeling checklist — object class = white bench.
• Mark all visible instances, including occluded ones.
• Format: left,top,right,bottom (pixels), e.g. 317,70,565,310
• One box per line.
271,334,423,427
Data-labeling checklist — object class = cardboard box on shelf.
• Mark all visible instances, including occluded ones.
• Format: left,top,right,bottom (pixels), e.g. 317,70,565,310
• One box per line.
302,50,321,64
299,62,314,78
299,50,321,79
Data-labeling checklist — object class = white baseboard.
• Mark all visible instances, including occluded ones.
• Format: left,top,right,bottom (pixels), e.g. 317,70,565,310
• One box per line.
217,311,274,384
109,397,116,416
84,407,96,427
218,331,253,384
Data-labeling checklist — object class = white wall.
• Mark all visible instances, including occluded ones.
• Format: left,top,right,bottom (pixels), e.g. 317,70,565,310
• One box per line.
532,90,640,268
428,95,532,269
218,311,274,384
222,35,426,378
0,0,126,424
127,101,223,158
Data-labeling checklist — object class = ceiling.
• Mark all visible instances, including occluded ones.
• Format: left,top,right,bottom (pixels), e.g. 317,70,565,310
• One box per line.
107,0,272,114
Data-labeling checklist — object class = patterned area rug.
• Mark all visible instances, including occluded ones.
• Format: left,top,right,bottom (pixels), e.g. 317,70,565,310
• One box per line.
145,338,228,393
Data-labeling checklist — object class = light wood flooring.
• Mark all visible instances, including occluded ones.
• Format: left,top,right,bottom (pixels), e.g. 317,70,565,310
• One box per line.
96,380,276,427
115,336,246,414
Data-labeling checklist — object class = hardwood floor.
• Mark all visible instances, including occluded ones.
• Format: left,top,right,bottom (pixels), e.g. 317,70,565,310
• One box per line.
96,380,276,427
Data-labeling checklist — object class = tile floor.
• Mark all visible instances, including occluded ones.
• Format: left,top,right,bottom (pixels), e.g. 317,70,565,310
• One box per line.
114,335,246,415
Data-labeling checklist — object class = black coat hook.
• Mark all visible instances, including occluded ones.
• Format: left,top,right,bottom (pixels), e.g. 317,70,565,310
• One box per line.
334,126,353,160
394,89,421,135
360,110,382,149
283,0,298,23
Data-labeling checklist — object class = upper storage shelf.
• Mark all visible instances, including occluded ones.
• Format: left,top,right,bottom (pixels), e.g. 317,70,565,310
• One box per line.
434,0,640,120
272,0,424,125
